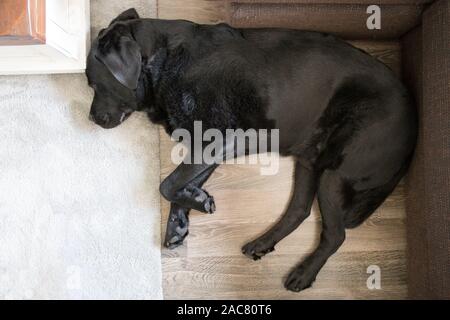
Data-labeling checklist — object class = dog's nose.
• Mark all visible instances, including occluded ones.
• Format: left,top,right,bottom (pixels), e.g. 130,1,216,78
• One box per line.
99,113,110,125
89,113,110,126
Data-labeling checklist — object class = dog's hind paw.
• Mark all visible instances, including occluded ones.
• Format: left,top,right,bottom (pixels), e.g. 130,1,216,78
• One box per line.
284,266,316,292
242,239,275,260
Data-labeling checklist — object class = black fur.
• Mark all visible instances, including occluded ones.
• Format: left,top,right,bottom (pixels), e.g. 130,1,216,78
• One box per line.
85,9,417,292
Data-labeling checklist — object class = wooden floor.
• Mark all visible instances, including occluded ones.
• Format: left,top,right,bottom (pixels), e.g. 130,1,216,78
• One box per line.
158,0,407,299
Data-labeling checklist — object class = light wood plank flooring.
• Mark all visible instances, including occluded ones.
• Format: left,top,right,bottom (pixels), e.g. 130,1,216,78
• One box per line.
158,0,407,299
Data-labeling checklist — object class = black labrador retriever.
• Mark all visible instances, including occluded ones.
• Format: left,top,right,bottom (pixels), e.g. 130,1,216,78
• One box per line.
85,8,417,292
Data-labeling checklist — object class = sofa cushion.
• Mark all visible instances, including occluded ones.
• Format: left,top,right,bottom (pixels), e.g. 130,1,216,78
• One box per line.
403,0,449,299
226,1,426,39
412,0,449,299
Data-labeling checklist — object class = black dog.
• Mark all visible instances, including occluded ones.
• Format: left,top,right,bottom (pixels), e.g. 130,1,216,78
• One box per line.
86,8,417,292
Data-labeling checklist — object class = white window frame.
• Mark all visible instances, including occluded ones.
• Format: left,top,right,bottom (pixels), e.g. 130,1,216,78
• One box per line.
0,0,90,75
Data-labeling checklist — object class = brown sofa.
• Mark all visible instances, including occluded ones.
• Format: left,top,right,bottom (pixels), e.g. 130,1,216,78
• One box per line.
224,0,449,299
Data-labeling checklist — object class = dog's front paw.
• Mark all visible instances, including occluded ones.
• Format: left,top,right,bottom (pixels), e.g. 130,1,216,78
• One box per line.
242,239,275,260
202,195,216,214
165,227,189,249
191,187,215,214
284,266,316,292
178,186,216,214
164,210,189,249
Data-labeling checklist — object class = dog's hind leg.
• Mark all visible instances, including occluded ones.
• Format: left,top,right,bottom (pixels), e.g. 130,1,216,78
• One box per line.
284,169,346,292
163,164,217,248
242,161,317,260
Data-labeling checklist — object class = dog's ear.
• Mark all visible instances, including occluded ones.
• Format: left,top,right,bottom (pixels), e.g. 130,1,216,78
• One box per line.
97,9,140,39
96,34,142,89
109,8,140,26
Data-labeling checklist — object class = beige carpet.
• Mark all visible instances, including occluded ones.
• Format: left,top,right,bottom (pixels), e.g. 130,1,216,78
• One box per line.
0,1,162,299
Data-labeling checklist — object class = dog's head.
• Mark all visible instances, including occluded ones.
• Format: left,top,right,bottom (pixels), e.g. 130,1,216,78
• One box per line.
86,8,143,129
